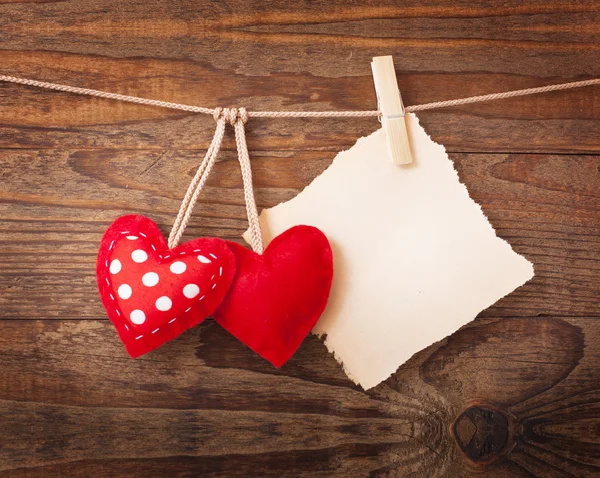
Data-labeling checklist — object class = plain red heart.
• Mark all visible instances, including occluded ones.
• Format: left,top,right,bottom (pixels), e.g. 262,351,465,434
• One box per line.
213,225,334,367
97,215,235,358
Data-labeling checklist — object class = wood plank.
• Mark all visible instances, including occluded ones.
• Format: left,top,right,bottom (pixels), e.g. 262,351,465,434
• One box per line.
0,0,600,152
1,1,599,475
0,317,597,476
0,149,598,319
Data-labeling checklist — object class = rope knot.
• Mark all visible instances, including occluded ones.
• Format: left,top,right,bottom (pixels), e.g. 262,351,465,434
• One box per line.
213,107,248,125
238,107,249,124
226,108,238,125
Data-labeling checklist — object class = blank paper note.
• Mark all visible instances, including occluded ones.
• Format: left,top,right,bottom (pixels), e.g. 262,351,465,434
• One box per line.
253,114,534,389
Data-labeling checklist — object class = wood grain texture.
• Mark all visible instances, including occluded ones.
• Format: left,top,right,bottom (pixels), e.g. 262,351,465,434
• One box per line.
1,0,599,476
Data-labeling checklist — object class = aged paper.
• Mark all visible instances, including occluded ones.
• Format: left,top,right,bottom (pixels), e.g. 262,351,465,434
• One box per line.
253,114,534,389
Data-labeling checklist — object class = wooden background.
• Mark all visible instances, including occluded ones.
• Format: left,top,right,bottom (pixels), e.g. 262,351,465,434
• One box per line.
1,0,599,476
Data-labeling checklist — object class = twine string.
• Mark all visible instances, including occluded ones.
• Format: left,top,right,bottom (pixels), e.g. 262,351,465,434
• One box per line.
167,114,227,249
2,74,599,117
231,108,264,254
405,78,600,112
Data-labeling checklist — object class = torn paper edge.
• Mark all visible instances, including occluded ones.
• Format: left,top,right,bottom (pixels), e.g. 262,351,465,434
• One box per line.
245,113,535,388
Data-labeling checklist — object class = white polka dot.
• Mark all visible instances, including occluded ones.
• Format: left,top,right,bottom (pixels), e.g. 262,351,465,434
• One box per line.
118,283,132,300
183,283,200,299
155,296,172,311
197,255,211,264
170,261,187,274
109,259,122,274
142,272,159,287
130,309,146,324
126,235,138,240
131,249,148,263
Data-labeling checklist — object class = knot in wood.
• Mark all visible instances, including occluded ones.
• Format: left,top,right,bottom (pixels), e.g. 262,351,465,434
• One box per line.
453,404,512,464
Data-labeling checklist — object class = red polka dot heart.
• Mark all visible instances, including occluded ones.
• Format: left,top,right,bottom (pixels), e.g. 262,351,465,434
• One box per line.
97,215,236,358
96,109,333,365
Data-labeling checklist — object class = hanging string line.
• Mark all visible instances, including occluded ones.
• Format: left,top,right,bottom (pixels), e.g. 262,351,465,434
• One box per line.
230,108,264,254
2,73,600,250
1,74,599,117
167,113,227,249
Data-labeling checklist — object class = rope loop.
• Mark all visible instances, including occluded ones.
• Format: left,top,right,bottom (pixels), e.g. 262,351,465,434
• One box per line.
169,104,262,253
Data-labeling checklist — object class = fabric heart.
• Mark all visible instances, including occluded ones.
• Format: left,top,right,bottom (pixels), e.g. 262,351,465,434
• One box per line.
97,215,235,358
213,225,333,367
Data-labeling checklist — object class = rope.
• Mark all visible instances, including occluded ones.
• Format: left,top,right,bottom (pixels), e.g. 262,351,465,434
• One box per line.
167,114,227,248
405,78,600,112
0,74,377,118
232,108,264,254
0,75,215,115
2,74,599,117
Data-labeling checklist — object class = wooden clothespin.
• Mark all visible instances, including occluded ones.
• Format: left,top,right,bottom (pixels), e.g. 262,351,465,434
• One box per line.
371,56,413,165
